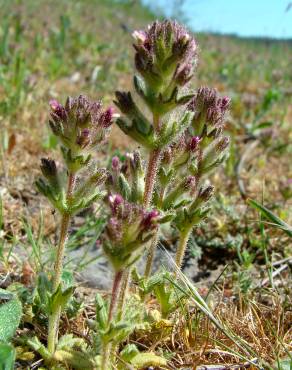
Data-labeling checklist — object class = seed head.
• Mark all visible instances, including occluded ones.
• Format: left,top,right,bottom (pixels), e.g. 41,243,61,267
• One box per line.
49,95,113,152
189,87,230,127
133,20,197,89
104,195,159,270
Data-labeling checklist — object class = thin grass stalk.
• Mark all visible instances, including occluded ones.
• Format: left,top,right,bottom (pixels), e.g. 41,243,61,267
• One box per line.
163,251,261,366
47,173,75,354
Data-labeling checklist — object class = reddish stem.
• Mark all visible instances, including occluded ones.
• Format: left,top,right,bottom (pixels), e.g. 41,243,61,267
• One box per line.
108,270,124,323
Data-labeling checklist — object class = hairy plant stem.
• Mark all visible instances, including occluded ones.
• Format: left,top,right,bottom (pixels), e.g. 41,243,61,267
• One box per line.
47,173,75,355
143,113,162,277
117,270,130,319
143,148,161,208
144,231,159,279
175,228,192,271
143,113,161,208
101,269,124,370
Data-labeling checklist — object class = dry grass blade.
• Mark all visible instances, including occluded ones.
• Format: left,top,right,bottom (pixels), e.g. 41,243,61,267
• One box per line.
162,248,269,369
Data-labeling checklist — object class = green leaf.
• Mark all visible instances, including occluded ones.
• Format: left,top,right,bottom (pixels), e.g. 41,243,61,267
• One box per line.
61,270,74,289
0,290,22,342
248,199,292,237
118,174,131,200
0,342,15,370
274,357,292,370
42,133,58,150
119,344,139,363
26,336,51,361
154,283,172,318
95,293,108,331
0,290,14,301
57,334,86,351
251,121,273,133
49,286,74,314
53,349,96,369
130,352,167,368
103,322,132,343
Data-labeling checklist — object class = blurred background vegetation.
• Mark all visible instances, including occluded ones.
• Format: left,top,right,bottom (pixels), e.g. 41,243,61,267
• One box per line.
0,0,291,282
0,2,291,367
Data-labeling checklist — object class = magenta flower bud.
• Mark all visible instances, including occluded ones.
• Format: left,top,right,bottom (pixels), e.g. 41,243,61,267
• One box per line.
100,107,114,128
49,99,62,111
142,209,159,229
49,99,67,121
109,194,123,205
220,96,231,111
109,194,123,214
132,30,147,44
111,156,121,171
189,136,201,151
48,95,113,157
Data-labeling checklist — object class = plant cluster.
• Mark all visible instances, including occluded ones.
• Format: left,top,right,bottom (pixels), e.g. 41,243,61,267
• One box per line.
1,20,231,370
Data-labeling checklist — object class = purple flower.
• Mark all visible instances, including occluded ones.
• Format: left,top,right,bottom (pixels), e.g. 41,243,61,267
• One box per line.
221,96,231,110
99,107,114,128
49,99,67,121
132,30,147,44
104,195,159,270
189,136,201,151
142,209,159,229
49,95,113,152
109,194,123,214
111,156,121,171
